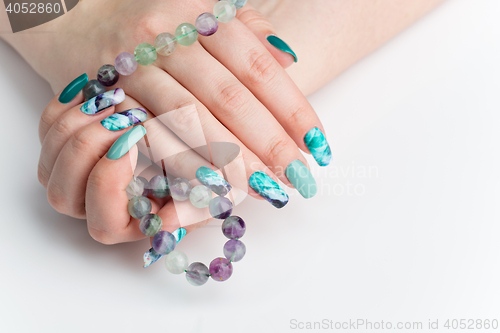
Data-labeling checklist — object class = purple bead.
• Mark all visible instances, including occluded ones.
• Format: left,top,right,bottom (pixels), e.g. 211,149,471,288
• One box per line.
209,257,233,282
195,13,218,36
148,175,169,198
209,196,233,219
97,64,119,87
224,239,246,262
136,176,150,196
186,262,210,286
221,216,246,239
152,231,176,255
114,52,137,76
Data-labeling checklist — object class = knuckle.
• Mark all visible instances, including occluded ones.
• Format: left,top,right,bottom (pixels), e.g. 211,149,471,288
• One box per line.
37,161,50,188
287,106,307,127
244,48,279,85
46,184,68,215
71,130,94,156
51,116,73,139
88,225,118,245
165,102,200,134
217,82,249,116
263,135,290,162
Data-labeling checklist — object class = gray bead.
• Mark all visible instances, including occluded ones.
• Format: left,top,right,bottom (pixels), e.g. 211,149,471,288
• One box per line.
185,262,210,286
127,196,152,219
82,79,106,101
169,177,193,201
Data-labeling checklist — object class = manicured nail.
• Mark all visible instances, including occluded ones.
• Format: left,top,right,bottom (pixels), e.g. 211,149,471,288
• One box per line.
249,171,289,208
304,127,332,167
285,160,317,199
59,73,88,104
196,166,232,196
267,35,298,63
80,88,125,115
101,108,147,131
143,228,186,268
107,125,146,160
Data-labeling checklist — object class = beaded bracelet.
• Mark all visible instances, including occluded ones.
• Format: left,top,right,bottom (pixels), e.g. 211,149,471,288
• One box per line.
125,168,246,286
82,0,247,100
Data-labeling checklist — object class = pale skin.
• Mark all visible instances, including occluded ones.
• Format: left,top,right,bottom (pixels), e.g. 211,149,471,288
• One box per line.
0,0,445,244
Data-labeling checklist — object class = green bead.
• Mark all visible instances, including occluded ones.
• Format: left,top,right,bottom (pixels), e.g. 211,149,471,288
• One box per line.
175,23,198,46
134,43,157,66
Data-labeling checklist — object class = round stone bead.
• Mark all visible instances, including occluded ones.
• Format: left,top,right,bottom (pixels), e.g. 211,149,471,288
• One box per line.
114,52,137,76
134,43,157,66
189,185,212,208
137,176,150,196
186,262,210,286
175,23,198,46
127,195,152,219
97,64,119,87
221,0,247,9
164,250,189,274
169,177,193,201
154,32,178,56
221,215,246,239
148,175,169,198
82,79,106,101
209,196,233,219
195,13,218,36
223,239,246,262
214,1,236,23
139,214,163,237
125,176,148,199
209,257,233,281
152,231,176,255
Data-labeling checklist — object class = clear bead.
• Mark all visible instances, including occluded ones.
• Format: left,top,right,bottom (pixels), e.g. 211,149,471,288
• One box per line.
223,0,247,9
214,1,236,23
154,32,178,56
175,23,198,46
127,196,152,219
164,250,189,274
169,177,193,201
126,176,146,199
189,185,213,208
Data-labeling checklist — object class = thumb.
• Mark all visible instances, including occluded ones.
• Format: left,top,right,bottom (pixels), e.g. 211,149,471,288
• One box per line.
236,4,298,68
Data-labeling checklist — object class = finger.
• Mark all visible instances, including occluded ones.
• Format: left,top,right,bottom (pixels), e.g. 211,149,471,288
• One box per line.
200,9,332,168
38,89,126,188
46,105,147,218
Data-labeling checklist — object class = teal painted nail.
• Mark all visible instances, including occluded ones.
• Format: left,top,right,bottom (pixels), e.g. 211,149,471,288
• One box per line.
304,127,332,167
58,73,88,104
285,160,317,199
267,35,298,63
107,125,146,160
101,108,147,131
249,171,289,208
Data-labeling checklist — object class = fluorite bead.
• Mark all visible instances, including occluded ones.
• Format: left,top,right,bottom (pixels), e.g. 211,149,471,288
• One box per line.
137,176,150,196
134,43,157,66
214,1,236,23
169,177,193,201
126,176,148,199
97,64,119,87
223,239,246,262
148,175,169,198
186,262,210,286
152,231,176,255
154,32,177,56
82,79,106,101
231,0,247,9
209,196,233,219
127,195,152,219
114,52,137,76
209,257,233,281
189,185,212,208
164,250,189,274
195,13,218,36
175,23,198,46
139,214,163,237
221,215,246,239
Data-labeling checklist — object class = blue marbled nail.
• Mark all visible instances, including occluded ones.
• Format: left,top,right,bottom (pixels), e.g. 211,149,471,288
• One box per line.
101,108,147,131
304,127,332,167
80,88,125,115
196,166,232,196
143,228,187,268
249,171,289,209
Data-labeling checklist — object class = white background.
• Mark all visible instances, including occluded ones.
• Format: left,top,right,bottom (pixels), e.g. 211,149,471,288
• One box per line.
1,0,499,332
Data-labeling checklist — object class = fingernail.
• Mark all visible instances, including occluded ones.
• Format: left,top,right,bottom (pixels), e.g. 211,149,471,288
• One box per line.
101,108,147,131
59,73,88,104
80,88,125,115
107,125,146,160
304,127,332,167
267,35,298,63
143,228,186,268
196,166,232,196
249,171,289,208
285,160,317,199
